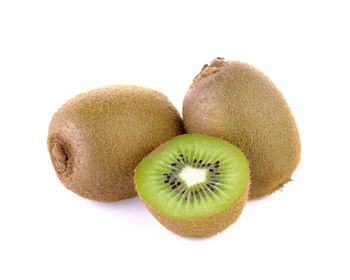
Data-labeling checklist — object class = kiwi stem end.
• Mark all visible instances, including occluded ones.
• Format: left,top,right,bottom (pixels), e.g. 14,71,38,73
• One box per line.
51,141,68,173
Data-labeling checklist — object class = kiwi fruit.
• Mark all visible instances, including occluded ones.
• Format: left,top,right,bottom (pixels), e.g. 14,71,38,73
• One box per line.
183,58,301,199
134,134,250,238
48,85,184,202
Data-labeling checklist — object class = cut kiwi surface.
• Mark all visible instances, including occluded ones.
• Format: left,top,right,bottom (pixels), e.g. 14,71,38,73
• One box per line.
135,134,250,237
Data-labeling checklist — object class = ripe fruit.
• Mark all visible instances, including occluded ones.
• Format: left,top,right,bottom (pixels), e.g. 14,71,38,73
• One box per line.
134,134,250,238
48,85,184,202
183,58,301,199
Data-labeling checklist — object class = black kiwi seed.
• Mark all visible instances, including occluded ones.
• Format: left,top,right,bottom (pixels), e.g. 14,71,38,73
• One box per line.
215,161,220,164
209,169,214,172
193,159,197,163
171,163,176,166
207,163,211,166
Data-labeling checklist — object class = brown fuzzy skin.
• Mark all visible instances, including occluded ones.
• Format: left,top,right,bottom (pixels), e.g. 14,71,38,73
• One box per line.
48,85,184,202
139,180,249,238
183,58,301,199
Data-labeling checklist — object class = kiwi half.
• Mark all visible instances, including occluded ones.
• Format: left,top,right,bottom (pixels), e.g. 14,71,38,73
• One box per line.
134,134,250,238
48,85,184,202
183,58,301,199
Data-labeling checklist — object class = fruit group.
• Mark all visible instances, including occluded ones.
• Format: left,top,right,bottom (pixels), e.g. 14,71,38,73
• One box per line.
183,58,301,199
134,134,250,238
48,85,184,202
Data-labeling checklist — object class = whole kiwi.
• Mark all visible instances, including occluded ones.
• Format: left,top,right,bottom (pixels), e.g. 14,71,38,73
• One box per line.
183,58,301,199
48,85,184,202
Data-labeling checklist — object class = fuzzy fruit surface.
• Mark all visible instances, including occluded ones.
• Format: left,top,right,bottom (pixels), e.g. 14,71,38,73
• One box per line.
48,85,184,202
183,58,301,199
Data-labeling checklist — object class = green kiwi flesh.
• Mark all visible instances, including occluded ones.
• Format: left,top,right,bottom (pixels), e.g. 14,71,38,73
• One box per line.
135,134,250,238
48,85,184,202
183,58,301,199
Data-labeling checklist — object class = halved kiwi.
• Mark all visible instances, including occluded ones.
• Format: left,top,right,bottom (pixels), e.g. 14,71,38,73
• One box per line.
134,134,250,238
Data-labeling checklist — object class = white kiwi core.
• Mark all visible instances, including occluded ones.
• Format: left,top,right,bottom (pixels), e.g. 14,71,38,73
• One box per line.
179,166,208,187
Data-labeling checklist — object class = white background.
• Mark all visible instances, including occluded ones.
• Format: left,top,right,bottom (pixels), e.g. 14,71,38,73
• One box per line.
1,1,349,279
